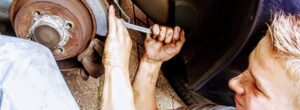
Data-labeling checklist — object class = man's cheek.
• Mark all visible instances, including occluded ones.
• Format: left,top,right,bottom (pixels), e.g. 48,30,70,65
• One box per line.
235,104,243,110
248,95,270,110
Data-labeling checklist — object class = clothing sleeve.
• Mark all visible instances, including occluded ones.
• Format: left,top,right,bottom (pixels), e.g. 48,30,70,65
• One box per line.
0,36,79,110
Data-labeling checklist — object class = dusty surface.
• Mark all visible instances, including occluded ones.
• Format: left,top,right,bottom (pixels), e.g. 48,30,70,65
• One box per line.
64,69,185,110
63,0,186,110
64,71,101,110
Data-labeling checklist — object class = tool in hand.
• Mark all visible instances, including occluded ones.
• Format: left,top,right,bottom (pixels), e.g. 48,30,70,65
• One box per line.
121,19,152,34
112,0,151,34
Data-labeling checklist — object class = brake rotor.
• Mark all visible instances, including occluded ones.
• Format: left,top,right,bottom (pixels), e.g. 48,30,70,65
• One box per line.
10,0,96,60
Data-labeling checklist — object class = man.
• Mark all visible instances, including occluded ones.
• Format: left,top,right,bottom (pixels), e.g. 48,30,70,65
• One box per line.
101,5,300,110
228,13,300,110
0,5,299,110
102,5,232,110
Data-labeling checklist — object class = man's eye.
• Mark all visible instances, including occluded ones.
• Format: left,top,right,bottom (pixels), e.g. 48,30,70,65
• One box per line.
254,83,266,95
248,71,261,92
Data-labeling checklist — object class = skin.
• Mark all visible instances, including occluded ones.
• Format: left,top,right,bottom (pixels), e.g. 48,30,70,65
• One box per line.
133,24,185,110
229,33,296,110
101,6,135,110
101,5,185,110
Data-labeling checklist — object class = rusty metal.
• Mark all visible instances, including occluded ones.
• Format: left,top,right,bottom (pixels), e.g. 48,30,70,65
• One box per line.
33,25,61,48
78,38,104,79
10,0,96,60
3,0,108,80
8,0,102,77
30,14,71,49
56,57,82,71
80,68,90,81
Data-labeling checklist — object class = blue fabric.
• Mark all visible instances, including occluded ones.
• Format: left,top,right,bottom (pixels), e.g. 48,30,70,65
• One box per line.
0,36,79,110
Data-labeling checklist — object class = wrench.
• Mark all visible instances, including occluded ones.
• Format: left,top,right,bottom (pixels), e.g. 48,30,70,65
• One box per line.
121,19,152,34
112,0,151,34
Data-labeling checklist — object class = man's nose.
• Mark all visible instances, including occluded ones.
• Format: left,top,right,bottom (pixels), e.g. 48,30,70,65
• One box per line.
229,75,245,95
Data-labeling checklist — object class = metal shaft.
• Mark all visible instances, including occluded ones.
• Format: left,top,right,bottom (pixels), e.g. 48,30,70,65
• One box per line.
121,19,152,34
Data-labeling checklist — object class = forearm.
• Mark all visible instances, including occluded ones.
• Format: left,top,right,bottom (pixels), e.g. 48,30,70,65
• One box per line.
101,66,136,110
132,57,162,110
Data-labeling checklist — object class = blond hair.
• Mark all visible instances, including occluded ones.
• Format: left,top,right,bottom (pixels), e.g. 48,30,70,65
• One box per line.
268,12,300,108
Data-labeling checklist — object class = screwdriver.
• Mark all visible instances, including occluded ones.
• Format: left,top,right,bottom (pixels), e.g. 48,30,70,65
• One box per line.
121,19,152,34
112,0,152,34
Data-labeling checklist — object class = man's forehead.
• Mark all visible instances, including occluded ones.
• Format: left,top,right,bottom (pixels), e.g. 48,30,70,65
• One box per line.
252,35,273,63
250,34,285,78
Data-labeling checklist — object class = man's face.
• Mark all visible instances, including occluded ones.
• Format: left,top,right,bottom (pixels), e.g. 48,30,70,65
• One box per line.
229,35,296,110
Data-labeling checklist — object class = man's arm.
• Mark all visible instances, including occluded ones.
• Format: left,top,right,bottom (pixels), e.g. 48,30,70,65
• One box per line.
102,66,135,110
101,6,135,110
133,25,186,110
132,58,162,110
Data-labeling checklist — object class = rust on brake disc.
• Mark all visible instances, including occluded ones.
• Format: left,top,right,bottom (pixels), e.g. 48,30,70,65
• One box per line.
10,0,96,60
9,0,100,77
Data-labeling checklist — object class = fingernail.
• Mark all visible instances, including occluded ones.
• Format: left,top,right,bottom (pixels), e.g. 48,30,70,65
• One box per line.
176,26,181,32
153,24,159,35
110,5,115,11
153,24,159,29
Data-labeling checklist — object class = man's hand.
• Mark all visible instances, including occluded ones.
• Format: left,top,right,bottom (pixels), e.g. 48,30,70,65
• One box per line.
143,24,185,64
102,6,132,70
101,6,135,110
133,25,185,110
